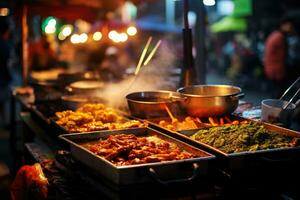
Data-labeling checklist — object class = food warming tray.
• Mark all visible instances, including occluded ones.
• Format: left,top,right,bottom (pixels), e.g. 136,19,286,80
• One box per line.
144,116,300,169
59,127,215,185
144,115,241,153
49,116,138,135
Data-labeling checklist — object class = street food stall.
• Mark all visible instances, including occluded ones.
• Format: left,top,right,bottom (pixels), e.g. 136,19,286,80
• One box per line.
8,0,300,200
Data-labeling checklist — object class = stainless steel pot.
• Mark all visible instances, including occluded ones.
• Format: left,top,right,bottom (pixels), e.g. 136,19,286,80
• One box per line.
126,91,183,118
177,85,244,117
66,80,104,96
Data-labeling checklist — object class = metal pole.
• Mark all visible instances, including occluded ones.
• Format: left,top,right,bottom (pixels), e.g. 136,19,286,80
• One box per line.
194,0,206,84
21,5,29,85
179,0,197,87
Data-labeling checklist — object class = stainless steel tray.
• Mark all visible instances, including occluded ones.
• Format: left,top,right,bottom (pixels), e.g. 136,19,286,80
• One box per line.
59,127,215,185
145,115,244,132
145,116,299,151
50,116,146,135
179,123,300,171
180,121,300,155
144,115,242,155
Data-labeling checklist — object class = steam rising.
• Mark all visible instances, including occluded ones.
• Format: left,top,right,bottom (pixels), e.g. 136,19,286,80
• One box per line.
98,41,179,110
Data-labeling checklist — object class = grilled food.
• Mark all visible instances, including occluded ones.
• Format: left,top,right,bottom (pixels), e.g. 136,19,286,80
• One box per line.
55,103,146,133
190,122,299,153
83,134,196,166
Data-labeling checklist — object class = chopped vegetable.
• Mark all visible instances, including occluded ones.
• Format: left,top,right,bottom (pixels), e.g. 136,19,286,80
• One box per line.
190,122,299,153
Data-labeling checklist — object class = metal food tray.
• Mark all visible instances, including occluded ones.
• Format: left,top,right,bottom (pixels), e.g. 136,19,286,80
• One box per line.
145,115,244,131
144,116,300,170
50,115,148,135
59,127,215,185
144,115,241,154
30,102,145,135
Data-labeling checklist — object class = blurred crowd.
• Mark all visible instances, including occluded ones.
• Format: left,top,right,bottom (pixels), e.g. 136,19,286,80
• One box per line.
208,11,300,99
0,17,16,128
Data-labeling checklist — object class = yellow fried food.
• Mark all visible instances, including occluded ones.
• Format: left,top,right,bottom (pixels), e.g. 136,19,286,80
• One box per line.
55,104,146,133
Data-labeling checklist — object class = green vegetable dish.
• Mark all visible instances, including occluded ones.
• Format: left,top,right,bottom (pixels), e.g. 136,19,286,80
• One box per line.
190,122,299,153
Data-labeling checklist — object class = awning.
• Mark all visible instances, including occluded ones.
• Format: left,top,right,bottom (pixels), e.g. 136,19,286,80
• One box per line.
210,16,247,33
136,16,181,33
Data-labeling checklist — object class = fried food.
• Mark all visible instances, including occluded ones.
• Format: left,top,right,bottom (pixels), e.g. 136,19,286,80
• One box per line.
158,116,249,131
55,103,146,133
83,134,196,166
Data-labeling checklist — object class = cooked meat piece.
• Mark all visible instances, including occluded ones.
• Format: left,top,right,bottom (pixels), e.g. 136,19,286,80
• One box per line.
83,134,196,166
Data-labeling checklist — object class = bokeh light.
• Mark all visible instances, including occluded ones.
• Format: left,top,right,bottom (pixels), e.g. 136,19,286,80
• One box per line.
127,26,137,36
93,32,102,41
62,25,73,37
70,34,80,44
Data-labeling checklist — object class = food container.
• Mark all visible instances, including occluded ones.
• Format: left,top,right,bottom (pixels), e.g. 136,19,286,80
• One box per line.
59,127,215,185
58,71,100,85
66,80,104,96
126,91,184,118
261,99,296,128
168,120,300,171
30,79,63,102
177,85,244,117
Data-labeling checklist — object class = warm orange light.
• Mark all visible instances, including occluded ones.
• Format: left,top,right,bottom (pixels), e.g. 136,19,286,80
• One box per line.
79,33,88,43
93,32,102,41
119,33,128,42
108,30,117,39
62,25,73,37
108,30,120,43
70,34,80,44
127,26,137,36
45,25,56,34
0,8,9,16
58,32,66,40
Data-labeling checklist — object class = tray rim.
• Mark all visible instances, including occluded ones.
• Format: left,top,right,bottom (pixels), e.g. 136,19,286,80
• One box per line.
59,127,216,170
141,115,300,157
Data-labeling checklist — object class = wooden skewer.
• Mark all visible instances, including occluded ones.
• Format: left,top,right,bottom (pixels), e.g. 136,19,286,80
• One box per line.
219,117,224,126
124,37,152,95
224,116,232,123
135,36,152,75
164,104,177,124
208,117,217,126
143,40,162,66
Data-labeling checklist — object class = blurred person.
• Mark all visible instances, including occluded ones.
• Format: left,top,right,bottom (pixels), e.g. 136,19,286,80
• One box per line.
99,46,127,81
0,17,12,128
87,44,107,71
29,35,57,71
264,14,297,98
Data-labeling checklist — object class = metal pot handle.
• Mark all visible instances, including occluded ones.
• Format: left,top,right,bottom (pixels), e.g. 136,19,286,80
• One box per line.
148,163,199,185
170,95,187,102
231,92,245,99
